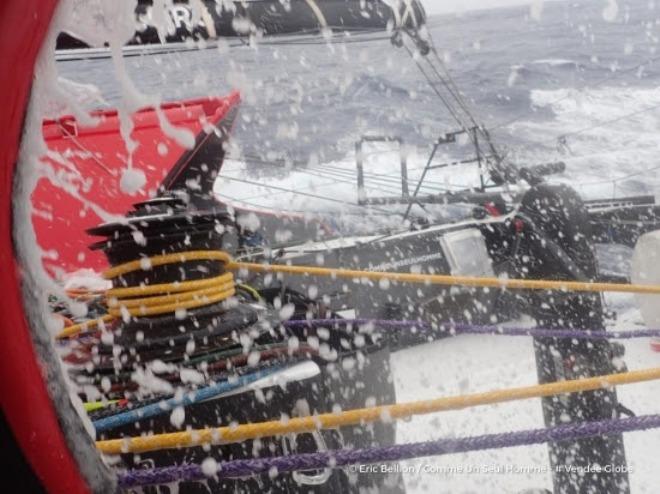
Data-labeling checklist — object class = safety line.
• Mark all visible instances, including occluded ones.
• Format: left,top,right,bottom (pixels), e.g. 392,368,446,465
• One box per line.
116,414,660,487
283,319,660,340
95,366,660,455
230,257,660,295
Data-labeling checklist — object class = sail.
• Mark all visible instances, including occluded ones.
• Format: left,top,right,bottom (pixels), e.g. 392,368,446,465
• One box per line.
56,0,427,49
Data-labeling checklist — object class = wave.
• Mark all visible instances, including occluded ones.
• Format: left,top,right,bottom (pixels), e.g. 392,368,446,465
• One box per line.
531,58,580,68
530,86,660,118
215,145,482,228
513,86,660,199
506,58,583,87
341,73,412,101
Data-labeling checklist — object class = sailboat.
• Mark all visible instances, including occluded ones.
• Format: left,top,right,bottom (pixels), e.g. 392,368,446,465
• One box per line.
2,1,660,494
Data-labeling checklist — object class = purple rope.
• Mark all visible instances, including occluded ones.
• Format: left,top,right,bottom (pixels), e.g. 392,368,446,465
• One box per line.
283,319,660,340
117,414,660,488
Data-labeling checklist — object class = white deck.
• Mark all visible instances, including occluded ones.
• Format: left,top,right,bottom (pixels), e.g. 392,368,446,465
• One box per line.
392,297,659,493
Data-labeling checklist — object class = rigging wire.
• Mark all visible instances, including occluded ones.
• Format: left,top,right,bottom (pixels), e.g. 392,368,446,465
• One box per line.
250,34,393,47
226,153,472,199
217,174,398,216
228,151,459,193
233,148,477,190
218,170,406,204
308,165,468,193
215,181,442,222
403,43,472,134
401,42,493,194
306,164,443,192
425,34,481,130
215,193,396,218
222,155,442,203
227,154,426,195
224,160,413,199
398,29,511,203
426,39,504,174
422,28,502,162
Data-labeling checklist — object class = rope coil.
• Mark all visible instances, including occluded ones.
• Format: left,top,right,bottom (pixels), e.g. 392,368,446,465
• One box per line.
57,251,237,339
104,252,236,317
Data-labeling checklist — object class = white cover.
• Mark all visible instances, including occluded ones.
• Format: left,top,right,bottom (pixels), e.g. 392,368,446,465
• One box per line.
631,230,660,327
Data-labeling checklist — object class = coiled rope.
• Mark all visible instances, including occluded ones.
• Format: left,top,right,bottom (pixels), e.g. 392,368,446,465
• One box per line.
57,251,238,339
58,250,660,340
103,252,236,318
95,365,660,455
116,414,660,488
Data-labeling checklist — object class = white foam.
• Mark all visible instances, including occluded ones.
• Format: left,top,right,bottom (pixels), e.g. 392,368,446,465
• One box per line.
531,58,577,67
517,86,660,199
214,142,485,235
119,166,147,195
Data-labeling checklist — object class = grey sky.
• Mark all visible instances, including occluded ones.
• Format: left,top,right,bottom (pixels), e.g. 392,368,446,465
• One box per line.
421,0,536,15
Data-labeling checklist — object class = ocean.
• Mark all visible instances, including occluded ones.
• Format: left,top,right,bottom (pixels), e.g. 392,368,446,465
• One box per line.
57,0,660,210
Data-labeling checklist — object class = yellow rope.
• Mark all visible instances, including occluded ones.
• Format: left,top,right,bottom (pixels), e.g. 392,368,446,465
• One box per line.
231,260,660,295
57,250,660,454
236,283,263,302
106,273,232,298
56,252,236,339
106,286,236,318
102,251,232,280
57,314,114,340
57,248,660,340
84,400,119,413
95,366,660,455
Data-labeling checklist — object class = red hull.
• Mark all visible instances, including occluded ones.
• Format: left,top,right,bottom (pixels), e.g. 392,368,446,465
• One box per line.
652,338,660,352
34,92,240,274
0,2,96,492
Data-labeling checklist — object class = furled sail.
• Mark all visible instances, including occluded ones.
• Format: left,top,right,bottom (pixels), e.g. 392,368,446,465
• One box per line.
56,0,427,49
